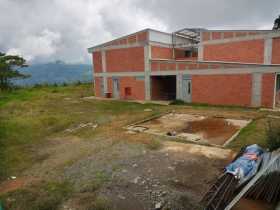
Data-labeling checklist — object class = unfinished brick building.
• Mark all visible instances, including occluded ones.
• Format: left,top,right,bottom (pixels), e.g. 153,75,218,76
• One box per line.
88,28,280,108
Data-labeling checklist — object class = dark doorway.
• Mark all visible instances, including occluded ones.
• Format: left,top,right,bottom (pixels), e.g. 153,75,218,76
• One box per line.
151,76,176,100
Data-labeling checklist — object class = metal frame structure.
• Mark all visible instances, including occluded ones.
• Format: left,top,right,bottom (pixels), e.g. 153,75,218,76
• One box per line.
171,28,205,59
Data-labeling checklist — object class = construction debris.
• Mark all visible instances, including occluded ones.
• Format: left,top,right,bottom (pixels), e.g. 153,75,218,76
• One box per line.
245,151,280,203
64,122,98,133
202,145,280,210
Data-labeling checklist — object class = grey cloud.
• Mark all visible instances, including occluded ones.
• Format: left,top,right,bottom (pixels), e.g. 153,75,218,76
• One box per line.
0,0,279,64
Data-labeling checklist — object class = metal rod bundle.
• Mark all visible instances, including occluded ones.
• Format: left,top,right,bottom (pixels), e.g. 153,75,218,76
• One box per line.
202,172,238,210
245,151,280,204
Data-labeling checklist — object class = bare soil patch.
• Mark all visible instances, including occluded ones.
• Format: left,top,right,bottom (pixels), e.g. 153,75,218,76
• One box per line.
130,113,250,146
181,118,239,145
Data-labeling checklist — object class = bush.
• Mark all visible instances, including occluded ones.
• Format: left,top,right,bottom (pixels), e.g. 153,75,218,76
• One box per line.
267,120,280,151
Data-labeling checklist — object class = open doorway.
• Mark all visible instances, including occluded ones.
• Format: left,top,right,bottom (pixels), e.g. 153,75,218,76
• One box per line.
151,76,176,100
276,74,280,108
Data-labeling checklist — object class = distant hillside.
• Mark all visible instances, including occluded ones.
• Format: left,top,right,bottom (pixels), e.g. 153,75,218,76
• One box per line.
14,63,92,86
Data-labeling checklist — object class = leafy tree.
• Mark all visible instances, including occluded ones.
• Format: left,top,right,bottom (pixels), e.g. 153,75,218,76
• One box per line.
0,52,28,91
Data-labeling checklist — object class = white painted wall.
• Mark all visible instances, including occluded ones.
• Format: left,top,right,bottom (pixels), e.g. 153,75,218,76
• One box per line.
149,30,172,44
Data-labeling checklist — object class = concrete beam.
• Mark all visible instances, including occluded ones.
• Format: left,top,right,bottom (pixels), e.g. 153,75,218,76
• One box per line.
94,66,280,77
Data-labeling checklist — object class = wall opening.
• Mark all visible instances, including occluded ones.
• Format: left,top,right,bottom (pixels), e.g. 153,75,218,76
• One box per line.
276,74,280,107
151,76,176,100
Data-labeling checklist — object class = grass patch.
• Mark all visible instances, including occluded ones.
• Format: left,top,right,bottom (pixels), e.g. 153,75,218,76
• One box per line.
145,138,162,150
90,196,111,210
267,119,280,151
0,181,73,210
228,119,268,150
170,100,257,111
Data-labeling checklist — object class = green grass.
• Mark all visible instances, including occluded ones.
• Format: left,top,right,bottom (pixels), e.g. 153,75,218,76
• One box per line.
0,181,73,210
170,99,258,111
228,119,269,151
0,84,167,180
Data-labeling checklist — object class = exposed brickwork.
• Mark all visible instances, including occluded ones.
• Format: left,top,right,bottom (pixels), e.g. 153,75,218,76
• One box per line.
272,37,280,64
99,30,148,48
92,52,102,73
94,77,102,97
151,46,173,59
261,73,275,108
203,39,265,63
137,31,148,42
192,74,252,107
212,32,222,40
128,35,137,44
121,77,145,100
202,32,211,41
235,32,247,37
224,32,234,39
178,63,188,70
106,47,144,72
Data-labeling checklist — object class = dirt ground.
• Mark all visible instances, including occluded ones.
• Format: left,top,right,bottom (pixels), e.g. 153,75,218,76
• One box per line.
0,89,276,210
233,198,275,210
135,113,250,146
63,141,232,210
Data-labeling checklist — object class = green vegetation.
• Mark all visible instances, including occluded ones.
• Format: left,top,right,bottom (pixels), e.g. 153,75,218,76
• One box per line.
0,181,72,210
0,84,166,180
0,52,28,91
267,119,280,151
145,138,162,150
1,84,279,210
228,119,268,151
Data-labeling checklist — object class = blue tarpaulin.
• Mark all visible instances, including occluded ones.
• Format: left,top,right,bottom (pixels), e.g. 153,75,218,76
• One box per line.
226,144,264,184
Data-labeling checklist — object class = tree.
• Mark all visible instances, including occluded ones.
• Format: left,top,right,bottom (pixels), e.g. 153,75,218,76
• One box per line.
273,15,280,30
0,52,28,91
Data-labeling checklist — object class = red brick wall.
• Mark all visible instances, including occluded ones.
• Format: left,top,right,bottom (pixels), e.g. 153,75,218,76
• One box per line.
192,74,252,107
202,32,211,41
151,46,173,59
202,31,266,42
272,37,280,64
94,77,102,97
104,31,148,47
106,76,145,100
120,77,145,100
106,47,145,72
203,39,264,63
92,52,102,73
261,73,275,108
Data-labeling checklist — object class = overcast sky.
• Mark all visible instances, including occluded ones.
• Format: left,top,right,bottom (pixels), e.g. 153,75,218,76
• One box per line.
0,0,279,64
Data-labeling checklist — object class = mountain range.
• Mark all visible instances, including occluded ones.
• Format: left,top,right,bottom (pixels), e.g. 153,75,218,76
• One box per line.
14,62,92,86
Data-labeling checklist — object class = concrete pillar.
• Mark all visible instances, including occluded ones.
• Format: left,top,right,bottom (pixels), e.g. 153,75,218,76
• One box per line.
264,38,272,65
251,73,262,107
176,74,183,100
144,45,151,100
101,50,108,94
198,44,203,61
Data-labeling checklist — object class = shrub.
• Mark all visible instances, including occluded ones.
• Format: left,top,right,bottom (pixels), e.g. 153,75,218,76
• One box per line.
266,120,280,151
170,99,186,105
